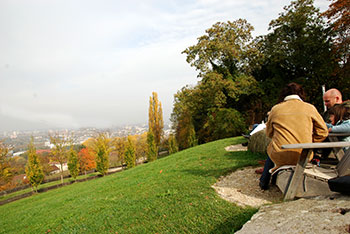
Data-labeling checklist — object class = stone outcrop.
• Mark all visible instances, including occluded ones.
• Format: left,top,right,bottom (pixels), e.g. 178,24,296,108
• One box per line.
236,194,350,234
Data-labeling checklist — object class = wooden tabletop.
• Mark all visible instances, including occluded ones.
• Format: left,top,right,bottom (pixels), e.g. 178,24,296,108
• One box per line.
328,132,350,137
282,141,350,149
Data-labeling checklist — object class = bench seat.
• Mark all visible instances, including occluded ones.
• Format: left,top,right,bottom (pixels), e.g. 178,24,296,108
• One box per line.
277,141,350,201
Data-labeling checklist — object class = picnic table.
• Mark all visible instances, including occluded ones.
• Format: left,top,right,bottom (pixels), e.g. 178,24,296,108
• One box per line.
328,132,350,161
279,137,350,201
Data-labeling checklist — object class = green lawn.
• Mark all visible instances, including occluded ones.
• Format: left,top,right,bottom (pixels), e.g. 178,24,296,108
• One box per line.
0,137,265,234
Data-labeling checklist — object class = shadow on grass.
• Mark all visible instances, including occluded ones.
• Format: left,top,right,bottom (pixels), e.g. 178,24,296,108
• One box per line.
180,150,266,179
207,207,258,234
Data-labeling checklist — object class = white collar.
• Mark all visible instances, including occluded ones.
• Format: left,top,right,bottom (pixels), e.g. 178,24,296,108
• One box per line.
284,95,302,101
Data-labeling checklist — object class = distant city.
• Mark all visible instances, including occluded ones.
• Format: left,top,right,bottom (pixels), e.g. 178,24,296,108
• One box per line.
2,123,173,155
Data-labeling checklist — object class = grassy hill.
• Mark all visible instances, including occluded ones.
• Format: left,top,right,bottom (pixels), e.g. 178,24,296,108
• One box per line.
0,137,265,234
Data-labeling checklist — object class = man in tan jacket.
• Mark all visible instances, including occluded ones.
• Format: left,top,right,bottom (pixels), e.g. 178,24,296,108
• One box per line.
259,83,328,190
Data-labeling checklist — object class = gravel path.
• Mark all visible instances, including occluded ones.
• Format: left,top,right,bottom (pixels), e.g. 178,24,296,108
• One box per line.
212,167,283,207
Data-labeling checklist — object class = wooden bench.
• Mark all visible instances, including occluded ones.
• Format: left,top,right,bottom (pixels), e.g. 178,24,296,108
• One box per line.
280,141,350,201
328,133,350,161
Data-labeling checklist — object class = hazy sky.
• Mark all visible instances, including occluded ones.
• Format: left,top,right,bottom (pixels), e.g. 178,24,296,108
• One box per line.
0,0,329,132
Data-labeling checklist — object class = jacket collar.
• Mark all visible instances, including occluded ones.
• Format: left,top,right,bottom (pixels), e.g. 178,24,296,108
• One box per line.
284,95,302,102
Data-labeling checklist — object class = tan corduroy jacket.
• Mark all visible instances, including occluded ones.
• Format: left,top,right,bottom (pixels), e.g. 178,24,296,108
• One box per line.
266,95,328,170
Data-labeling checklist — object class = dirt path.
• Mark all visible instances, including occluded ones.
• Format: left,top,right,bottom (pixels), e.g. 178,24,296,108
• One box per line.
213,144,283,207
212,167,283,207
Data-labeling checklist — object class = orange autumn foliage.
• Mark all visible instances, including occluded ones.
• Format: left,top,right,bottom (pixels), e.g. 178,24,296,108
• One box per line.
323,0,350,64
78,148,96,174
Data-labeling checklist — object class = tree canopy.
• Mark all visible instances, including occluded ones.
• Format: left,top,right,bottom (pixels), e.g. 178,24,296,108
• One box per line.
172,0,349,148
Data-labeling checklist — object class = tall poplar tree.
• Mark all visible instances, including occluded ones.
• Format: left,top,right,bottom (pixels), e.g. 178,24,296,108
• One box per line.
148,92,164,147
146,131,158,162
168,134,179,155
67,146,80,180
25,137,44,193
94,133,111,176
124,136,136,169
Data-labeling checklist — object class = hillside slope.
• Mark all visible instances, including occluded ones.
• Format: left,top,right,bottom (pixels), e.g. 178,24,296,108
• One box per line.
0,137,265,234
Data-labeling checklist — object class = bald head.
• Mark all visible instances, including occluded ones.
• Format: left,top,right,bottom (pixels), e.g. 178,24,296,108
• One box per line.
323,88,342,109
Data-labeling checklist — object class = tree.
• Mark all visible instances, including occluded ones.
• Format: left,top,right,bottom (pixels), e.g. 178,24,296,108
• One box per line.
146,131,158,162
50,135,70,184
187,122,198,148
135,133,148,161
173,19,262,147
182,19,256,78
148,92,164,147
25,137,44,192
253,0,337,110
78,148,96,175
36,150,52,175
124,136,136,169
113,137,127,167
67,146,80,180
168,134,178,155
207,108,246,141
94,133,111,176
0,141,13,191
322,0,350,98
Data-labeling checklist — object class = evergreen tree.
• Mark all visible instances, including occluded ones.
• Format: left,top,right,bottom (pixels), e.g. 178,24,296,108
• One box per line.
25,137,44,193
124,136,136,169
67,146,80,180
168,134,178,155
94,133,111,176
148,92,164,146
147,131,158,162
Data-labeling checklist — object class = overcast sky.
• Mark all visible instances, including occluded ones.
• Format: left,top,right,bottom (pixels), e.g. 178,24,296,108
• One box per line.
0,0,329,132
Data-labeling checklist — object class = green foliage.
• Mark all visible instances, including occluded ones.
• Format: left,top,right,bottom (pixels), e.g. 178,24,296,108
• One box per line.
146,131,158,162
188,122,198,148
0,137,264,233
207,108,247,141
94,133,111,176
25,137,44,192
124,136,136,168
167,134,178,155
173,19,265,147
182,19,257,77
253,0,337,110
68,147,80,180
322,0,350,100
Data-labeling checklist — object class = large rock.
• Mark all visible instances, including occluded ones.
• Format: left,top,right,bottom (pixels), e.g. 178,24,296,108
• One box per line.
236,194,350,234
248,130,271,154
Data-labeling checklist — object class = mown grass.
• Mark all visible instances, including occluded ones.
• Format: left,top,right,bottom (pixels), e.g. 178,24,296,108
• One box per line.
0,137,265,234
